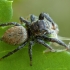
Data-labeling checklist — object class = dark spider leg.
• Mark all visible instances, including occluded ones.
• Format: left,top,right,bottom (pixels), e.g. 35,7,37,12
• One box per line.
28,41,34,66
30,14,38,22
39,13,54,23
42,35,69,50
19,17,30,27
37,39,55,52
0,22,21,27
50,38,68,50
0,42,27,60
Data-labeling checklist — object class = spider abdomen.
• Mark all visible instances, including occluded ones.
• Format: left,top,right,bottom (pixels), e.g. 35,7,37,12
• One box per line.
2,26,28,45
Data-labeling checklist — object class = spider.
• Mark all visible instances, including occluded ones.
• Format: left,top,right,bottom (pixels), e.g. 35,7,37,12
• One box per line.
0,13,69,66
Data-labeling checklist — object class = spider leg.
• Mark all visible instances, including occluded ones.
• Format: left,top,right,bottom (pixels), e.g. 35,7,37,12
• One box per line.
42,35,69,50
0,22,21,27
30,14,38,22
28,41,34,66
0,42,27,60
50,38,68,50
19,17,30,27
37,39,55,52
39,13,54,23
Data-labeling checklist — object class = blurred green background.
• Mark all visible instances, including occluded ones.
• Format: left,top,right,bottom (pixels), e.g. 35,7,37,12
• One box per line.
0,0,70,70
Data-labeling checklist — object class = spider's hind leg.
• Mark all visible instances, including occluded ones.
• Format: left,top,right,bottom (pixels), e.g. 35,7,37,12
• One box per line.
0,22,21,27
0,42,27,61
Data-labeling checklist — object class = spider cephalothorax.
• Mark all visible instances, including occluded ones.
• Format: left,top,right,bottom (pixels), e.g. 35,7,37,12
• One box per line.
30,19,51,36
0,13,69,66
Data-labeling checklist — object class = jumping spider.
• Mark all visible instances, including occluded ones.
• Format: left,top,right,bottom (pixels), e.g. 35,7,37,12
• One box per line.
0,13,69,66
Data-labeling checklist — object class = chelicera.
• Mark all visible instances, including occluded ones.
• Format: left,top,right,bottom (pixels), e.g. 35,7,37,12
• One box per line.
0,13,69,66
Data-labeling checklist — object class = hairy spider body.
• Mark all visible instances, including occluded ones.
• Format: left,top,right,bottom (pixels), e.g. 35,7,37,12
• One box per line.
0,13,69,66
2,26,28,45
30,20,50,36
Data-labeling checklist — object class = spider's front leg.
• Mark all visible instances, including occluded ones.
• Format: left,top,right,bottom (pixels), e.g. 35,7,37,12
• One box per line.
50,38,69,50
0,22,21,27
0,42,27,61
42,35,69,51
19,17,30,27
39,13,54,23
30,14,38,22
36,39,55,52
28,41,34,66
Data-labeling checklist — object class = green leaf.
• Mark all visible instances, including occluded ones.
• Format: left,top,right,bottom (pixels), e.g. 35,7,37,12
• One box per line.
0,0,13,23
0,42,70,70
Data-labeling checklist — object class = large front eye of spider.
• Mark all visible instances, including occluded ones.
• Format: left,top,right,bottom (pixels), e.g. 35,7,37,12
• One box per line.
30,19,51,36
38,20,51,34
